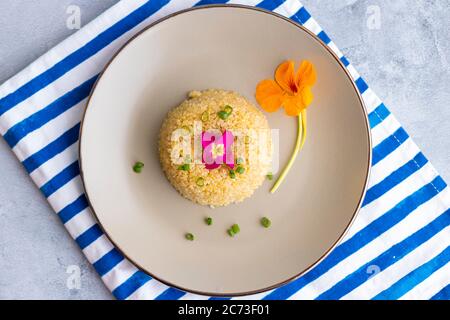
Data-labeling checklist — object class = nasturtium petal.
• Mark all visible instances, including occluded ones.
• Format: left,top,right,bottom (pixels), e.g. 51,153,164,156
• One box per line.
300,86,314,108
275,60,298,94
282,95,305,116
255,79,284,112
296,60,317,89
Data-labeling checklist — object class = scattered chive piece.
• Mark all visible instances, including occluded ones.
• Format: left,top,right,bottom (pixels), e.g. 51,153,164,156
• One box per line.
261,217,271,228
178,163,190,171
133,167,142,173
201,111,209,122
182,125,192,133
205,217,213,226
229,170,236,179
266,172,274,180
196,177,205,187
185,233,194,241
133,161,144,173
236,157,244,165
236,166,245,174
224,105,233,114
231,224,240,234
218,110,230,120
227,229,235,237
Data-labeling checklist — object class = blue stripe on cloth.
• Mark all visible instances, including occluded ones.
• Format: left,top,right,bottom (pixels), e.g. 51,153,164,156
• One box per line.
3,76,97,148
0,0,170,116
195,0,283,10
340,56,350,67
372,127,409,166
374,245,450,300
58,194,89,224
316,209,450,299
368,103,390,129
75,224,103,249
22,122,80,173
93,248,124,277
431,284,450,300
194,0,228,6
362,153,428,206
317,31,331,44
155,287,186,300
256,0,285,10
112,270,152,300
263,177,446,300
40,161,79,197
355,77,369,94
291,6,311,25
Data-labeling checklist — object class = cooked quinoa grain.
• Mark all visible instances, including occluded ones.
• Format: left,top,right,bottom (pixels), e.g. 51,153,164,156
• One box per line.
159,89,272,207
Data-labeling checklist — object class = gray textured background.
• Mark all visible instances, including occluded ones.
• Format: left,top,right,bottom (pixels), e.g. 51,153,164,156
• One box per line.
0,0,448,300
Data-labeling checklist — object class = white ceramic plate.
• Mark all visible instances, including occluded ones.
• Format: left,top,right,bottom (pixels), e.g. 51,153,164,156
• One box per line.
80,5,371,296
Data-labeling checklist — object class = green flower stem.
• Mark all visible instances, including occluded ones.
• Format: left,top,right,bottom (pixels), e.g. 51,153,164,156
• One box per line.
270,110,307,194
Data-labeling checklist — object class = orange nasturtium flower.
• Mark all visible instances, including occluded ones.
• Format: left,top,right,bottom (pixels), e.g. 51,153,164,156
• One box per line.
256,60,317,116
255,60,317,193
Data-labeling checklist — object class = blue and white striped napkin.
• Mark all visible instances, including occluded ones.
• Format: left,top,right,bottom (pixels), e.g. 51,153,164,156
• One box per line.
1,0,449,300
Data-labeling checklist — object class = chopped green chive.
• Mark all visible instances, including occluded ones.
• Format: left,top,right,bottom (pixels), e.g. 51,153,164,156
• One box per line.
229,170,236,179
178,164,190,171
261,217,271,228
201,111,209,122
181,125,192,133
227,229,235,237
231,224,240,234
133,161,144,173
266,172,274,180
205,217,213,226
236,157,244,165
185,233,194,241
223,105,233,114
196,177,205,187
236,166,245,174
218,110,230,120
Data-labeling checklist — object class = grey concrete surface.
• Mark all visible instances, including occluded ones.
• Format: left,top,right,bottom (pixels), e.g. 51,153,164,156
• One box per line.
0,0,448,300
0,0,119,300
